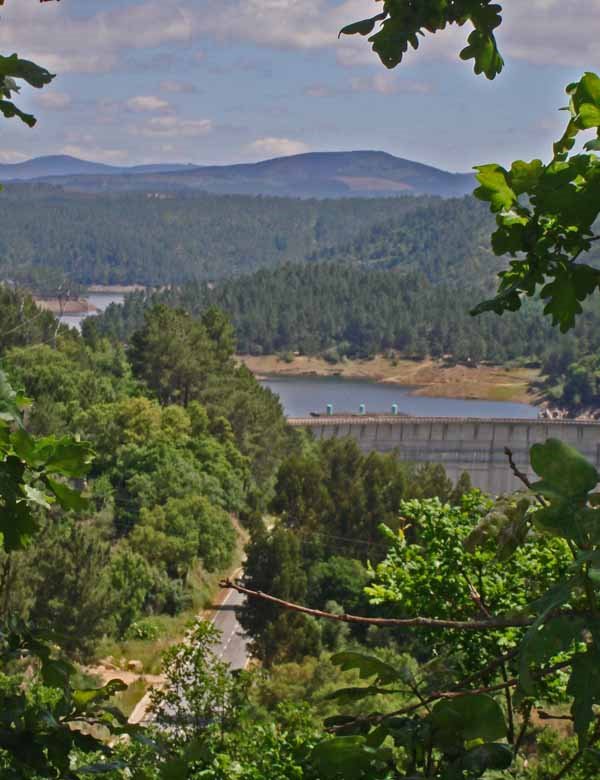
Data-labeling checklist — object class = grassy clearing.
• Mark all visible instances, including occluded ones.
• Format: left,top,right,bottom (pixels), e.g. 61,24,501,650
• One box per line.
95,518,248,678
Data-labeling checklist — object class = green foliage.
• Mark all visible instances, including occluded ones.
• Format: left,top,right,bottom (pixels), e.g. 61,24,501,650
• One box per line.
5,338,135,435
0,286,59,353
0,376,140,776
243,439,478,667
130,494,236,577
0,370,93,551
530,438,598,500
4,519,117,659
0,188,425,285
544,350,600,411
241,525,321,666
367,494,570,677
125,305,291,489
340,0,504,79
130,305,221,407
1,301,288,650
0,52,55,128
0,629,132,778
166,264,539,363
150,620,241,745
125,617,165,642
311,441,600,778
77,392,248,515
472,73,600,331
109,546,158,637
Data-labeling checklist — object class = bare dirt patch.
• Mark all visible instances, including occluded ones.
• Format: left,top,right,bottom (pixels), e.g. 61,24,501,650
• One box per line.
239,355,540,405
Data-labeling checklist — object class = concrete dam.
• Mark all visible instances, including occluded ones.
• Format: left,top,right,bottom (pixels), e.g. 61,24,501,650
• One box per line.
288,415,600,495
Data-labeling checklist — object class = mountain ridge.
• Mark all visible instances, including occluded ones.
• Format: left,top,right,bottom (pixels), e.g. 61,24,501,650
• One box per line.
0,151,475,198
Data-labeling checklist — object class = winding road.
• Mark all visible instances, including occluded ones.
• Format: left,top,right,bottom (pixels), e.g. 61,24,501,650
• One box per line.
128,588,249,724
211,587,250,670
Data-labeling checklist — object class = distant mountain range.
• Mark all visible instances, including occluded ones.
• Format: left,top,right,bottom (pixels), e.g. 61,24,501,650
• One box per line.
0,155,194,180
0,151,475,198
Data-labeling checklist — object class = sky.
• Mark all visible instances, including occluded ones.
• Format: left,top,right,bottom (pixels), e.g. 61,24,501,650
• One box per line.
0,0,599,172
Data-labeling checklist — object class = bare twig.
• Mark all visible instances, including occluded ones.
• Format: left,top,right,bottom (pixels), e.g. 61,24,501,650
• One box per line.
457,647,519,689
223,579,587,633
504,447,534,490
537,710,572,721
505,446,548,506
462,572,515,743
221,578,540,631
0,555,12,619
373,659,572,726
513,702,533,757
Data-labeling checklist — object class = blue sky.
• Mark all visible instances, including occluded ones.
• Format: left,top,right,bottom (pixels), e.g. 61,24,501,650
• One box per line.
1,0,598,171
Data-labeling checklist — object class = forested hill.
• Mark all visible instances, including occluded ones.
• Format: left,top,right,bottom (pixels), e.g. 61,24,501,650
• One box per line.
0,187,493,286
1,151,474,198
308,197,496,283
86,263,555,364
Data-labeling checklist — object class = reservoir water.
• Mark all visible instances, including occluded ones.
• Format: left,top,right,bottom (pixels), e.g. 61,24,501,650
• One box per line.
57,297,538,421
261,375,538,420
60,293,124,331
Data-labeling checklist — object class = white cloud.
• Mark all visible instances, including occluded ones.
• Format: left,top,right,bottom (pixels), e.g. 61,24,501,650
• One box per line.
137,115,213,137
0,0,363,73
194,0,600,70
2,0,598,79
36,91,72,110
304,83,336,97
351,73,432,95
127,95,171,112
0,150,29,163
500,0,600,67
160,80,198,94
248,137,310,157
0,1,194,74
196,0,367,50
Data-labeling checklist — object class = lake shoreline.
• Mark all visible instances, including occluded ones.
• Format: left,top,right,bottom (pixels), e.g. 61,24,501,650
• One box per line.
240,354,541,405
35,297,98,315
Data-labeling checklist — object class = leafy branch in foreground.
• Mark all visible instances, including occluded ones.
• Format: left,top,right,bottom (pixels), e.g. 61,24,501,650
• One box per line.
223,438,600,778
339,0,504,79
472,72,600,331
0,369,94,550
0,53,55,128
0,1,58,128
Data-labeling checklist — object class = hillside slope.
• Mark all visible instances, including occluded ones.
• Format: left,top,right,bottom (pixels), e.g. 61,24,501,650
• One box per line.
1,151,474,198
0,188,489,285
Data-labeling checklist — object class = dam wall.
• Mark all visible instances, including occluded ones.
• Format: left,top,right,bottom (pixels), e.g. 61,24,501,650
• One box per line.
288,416,600,495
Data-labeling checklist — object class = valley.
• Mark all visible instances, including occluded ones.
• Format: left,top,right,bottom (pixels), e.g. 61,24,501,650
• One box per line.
3,1,600,776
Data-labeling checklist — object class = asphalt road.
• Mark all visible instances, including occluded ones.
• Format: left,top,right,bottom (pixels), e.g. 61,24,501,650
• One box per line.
128,589,249,724
211,587,249,670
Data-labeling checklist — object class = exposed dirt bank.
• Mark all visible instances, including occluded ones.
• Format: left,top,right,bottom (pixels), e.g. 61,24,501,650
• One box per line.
239,355,541,405
87,284,147,294
35,297,98,315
